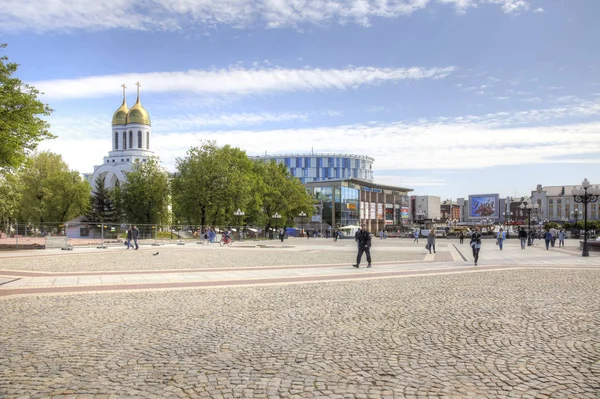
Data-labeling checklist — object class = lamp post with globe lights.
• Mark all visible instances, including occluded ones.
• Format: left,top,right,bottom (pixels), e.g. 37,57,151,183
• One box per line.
299,211,307,238
572,179,599,257
570,208,582,238
520,200,539,246
502,211,513,238
234,208,245,241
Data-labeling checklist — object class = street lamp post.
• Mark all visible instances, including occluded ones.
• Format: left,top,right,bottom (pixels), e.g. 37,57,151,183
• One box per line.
234,208,245,241
572,179,599,257
502,211,513,238
570,208,582,238
272,212,282,240
520,200,539,246
299,211,307,238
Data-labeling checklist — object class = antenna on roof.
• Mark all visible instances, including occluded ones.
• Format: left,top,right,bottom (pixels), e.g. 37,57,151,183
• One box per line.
311,146,314,154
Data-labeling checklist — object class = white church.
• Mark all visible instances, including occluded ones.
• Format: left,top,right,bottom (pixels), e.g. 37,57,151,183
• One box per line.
89,83,155,189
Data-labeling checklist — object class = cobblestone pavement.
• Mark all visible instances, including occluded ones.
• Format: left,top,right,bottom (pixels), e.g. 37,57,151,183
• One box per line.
1,269,599,398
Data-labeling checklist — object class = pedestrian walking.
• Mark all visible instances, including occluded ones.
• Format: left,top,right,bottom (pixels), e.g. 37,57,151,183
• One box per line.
459,231,464,244
496,228,505,250
132,225,139,250
550,227,557,247
558,229,566,247
427,229,436,254
413,230,419,243
353,224,372,268
279,228,285,242
544,229,552,250
519,227,527,249
470,226,482,266
125,227,133,249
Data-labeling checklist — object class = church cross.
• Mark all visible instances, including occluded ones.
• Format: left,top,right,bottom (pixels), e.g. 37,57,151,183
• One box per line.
121,83,127,99
136,81,141,97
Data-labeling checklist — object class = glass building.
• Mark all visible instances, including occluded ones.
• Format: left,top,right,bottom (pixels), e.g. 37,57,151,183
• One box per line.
251,153,374,184
304,178,412,232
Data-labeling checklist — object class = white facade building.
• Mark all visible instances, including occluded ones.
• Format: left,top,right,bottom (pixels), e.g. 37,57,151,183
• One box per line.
89,83,155,190
531,184,600,222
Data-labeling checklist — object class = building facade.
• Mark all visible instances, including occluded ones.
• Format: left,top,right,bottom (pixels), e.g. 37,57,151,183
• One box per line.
531,184,599,222
89,83,155,190
303,178,411,233
411,196,441,227
251,153,374,184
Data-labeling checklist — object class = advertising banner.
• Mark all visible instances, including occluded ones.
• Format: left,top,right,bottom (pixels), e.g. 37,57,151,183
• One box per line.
377,203,383,220
401,207,409,219
370,203,376,220
469,194,500,219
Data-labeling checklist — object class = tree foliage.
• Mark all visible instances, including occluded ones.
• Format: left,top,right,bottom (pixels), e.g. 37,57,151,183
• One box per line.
0,44,54,171
18,151,90,223
0,170,22,230
86,175,118,223
172,142,314,228
119,157,170,225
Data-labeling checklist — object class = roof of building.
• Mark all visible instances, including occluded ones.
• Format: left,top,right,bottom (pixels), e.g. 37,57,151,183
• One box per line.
538,185,576,197
304,177,412,193
251,153,375,161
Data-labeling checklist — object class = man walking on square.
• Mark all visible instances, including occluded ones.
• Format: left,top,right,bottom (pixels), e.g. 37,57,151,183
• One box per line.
413,230,419,243
427,229,436,254
519,227,527,249
132,225,139,250
353,224,372,268
459,230,464,244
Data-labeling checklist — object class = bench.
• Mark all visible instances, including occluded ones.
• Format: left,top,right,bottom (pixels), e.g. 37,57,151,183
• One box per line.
579,240,600,252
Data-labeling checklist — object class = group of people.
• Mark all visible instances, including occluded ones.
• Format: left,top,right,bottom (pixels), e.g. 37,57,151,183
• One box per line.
305,229,341,241
125,225,139,250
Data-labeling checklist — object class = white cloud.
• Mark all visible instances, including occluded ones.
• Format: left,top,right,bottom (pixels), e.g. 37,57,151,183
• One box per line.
533,7,544,13
32,65,456,100
0,0,531,33
41,98,600,176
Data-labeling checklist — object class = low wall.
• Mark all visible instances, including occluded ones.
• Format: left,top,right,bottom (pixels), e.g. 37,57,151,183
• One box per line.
579,240,600,251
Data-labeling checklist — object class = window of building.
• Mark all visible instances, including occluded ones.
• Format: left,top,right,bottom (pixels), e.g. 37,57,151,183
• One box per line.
138,131,142,148
146,131,150,149
304,157,311,167
296,158,302,168
114,132,118,149
127,158,129,162
122,132,127,149
112,160,115,162
317,157,323,168
549,199,553,204
284,158,291,167
328,157,334,167
303,168,308,177
129,131,133,148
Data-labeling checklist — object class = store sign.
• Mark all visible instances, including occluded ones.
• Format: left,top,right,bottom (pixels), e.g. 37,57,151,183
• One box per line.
401,207,409,219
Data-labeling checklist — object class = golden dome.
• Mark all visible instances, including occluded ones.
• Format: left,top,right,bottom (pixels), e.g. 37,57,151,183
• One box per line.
126,97,151,126
111,98,129,125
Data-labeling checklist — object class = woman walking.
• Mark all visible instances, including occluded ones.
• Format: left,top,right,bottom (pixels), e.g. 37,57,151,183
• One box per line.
496,228,505,250
558,229,566,247
427,229,436,254
470,226,482,266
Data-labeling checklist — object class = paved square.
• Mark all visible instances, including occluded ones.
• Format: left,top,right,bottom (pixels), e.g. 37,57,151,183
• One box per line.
1,238,599,398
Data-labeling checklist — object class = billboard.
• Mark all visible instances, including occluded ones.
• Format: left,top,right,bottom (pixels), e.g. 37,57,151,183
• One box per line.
401,207,409,219
469,194,499,219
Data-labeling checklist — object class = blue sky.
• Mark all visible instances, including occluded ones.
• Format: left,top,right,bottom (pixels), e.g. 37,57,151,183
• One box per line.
2,0,600,200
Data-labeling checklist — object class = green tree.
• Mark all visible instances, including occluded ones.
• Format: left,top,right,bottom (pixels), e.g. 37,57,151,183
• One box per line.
119,157,170,225
171,141,255,227
0,44,54,171
18,151,90,225
252,160,314,231
86,175,117,223
0,170,22,232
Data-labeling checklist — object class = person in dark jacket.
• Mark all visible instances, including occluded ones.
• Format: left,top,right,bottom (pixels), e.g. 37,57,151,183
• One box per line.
353,224,372,268
470,227,482,266
519,227,527,249
426,229,436,254
544,229,552,250
132,225,139,250
459,231,464,244
125,227,133,249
